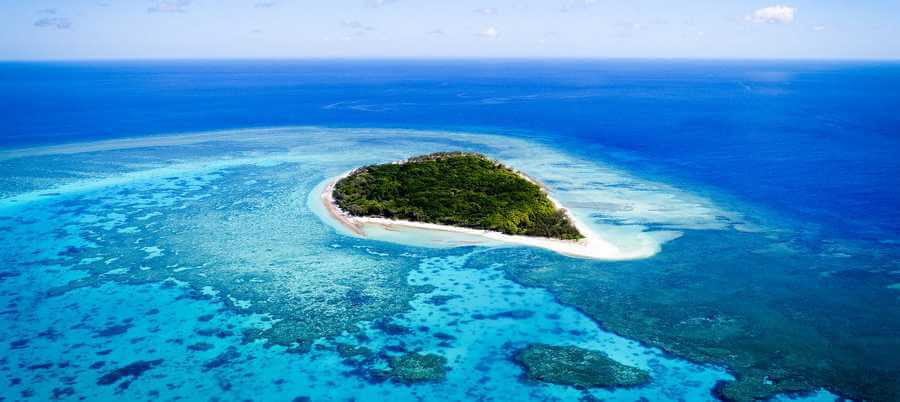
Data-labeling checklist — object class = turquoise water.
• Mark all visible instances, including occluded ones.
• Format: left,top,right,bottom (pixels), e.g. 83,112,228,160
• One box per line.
0,128,848,401
4,60,900,401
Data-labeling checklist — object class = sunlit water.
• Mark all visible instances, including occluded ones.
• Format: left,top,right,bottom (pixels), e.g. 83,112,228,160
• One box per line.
0,127,845,401
4,60,898,401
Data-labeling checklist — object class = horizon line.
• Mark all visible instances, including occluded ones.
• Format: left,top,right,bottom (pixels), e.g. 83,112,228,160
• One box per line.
2,56,900,63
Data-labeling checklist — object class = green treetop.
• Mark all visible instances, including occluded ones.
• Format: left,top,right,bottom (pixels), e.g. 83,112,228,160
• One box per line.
333,152,583,240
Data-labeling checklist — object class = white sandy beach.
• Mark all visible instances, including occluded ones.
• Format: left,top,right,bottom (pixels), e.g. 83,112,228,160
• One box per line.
319,172,632,260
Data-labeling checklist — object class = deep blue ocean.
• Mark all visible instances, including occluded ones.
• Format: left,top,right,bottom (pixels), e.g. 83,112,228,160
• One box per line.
3,60,898,241
2,61,899,401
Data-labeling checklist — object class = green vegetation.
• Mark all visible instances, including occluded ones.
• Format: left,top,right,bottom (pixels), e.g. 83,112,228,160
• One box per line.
514,344,651,389
333,152,582,240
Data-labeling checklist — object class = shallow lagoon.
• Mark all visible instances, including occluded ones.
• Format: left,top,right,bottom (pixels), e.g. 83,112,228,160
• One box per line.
0,127,886,401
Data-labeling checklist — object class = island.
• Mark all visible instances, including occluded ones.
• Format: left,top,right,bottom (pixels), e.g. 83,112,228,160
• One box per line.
319,151,629,260
513,344,651,389
334,152,582,239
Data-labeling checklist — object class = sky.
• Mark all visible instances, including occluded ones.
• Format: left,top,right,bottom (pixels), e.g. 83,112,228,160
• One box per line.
1,0,898,60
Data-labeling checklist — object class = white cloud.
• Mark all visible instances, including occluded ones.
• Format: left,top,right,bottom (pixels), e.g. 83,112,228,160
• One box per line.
364,0,397,8
147,0,191,13
341,20,374,30
560,0,597,13
478,26,499,39
34,17,71,29
340,20,376,37
746,5,796,24
474,7,498,15
812,25,826,32
538,31,557,45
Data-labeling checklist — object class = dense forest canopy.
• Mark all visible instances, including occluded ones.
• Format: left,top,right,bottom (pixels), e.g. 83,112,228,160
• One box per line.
333,152,583,240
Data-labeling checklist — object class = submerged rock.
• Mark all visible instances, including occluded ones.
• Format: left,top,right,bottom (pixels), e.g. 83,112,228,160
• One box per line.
96,359,164,387
335,343,373,359
380,353,449,384
202,346,241,372
514,344,650,389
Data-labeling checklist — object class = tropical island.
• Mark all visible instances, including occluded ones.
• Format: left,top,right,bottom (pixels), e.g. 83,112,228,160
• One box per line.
320,152,628,259
333,152,581,239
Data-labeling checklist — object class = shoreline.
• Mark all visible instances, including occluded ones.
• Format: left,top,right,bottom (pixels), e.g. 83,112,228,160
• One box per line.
319,171,631,260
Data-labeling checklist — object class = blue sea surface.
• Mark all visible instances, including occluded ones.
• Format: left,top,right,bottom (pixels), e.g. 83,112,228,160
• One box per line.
3,60,899,239
1,61,898,401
